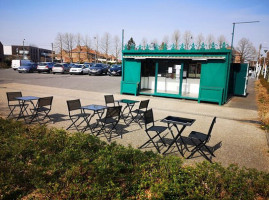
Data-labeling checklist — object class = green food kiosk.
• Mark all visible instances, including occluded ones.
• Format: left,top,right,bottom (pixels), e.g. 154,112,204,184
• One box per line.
121,43,248,105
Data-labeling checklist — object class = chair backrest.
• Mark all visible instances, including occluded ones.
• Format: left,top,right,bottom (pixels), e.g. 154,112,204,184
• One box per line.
104,95,115,106
139,99,149,110
38,96,53,108
67,99,81,111
106,106,122,119
144,109,154,127
206,117,217,142
6,92,22,102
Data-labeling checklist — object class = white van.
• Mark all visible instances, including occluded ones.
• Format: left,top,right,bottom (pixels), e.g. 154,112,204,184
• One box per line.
11,59,32,70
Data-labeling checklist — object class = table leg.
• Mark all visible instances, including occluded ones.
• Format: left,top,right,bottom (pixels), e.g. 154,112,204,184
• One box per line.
163,124,186,156
121,103,135,125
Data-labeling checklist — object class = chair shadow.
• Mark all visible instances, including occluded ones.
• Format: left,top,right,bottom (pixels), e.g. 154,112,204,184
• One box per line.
50,113,68,123
90,123,130,142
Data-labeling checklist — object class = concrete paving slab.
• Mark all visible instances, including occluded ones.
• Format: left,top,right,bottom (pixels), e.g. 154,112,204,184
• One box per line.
0,81,268,172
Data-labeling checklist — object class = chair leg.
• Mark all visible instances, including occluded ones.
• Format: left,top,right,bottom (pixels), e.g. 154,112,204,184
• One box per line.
139,131,162,153
7,106,16,119
67,117,80,131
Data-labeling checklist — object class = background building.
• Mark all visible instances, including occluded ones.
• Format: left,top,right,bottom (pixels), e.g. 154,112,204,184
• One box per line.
58,46,118,63
3,45,54,62
0,42,4,62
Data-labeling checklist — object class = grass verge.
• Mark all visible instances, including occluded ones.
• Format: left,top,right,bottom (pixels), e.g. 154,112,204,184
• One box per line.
255,76,269,131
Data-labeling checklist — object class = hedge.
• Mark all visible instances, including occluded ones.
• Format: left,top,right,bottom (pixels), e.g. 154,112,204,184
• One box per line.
0,118,268,199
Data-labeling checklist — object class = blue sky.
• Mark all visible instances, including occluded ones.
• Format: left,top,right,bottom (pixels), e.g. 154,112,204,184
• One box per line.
0,0,268,53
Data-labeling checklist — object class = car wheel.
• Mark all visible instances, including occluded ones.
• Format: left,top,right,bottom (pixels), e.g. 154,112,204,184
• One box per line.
53,72,55,74
38,71,41,73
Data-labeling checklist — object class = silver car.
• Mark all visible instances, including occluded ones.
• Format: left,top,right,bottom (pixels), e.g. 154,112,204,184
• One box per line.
69,64,90,75
52,63,70,74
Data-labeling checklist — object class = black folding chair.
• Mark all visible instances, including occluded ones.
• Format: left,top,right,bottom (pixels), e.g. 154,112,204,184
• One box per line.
96,106,122,142
30,96,53,124
6,92,28,119
187,117,217,162
139,109,167,153
66,99,91,132
130,99,149,127
104,95,119,107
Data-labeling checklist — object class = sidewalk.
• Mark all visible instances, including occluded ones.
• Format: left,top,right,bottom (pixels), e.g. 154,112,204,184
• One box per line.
0,82,268,172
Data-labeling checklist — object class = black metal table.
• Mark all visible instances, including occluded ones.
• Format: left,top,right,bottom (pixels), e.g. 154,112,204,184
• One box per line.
161,116,195,156
81,104,107,132
16,96,40,123
118,99,139,125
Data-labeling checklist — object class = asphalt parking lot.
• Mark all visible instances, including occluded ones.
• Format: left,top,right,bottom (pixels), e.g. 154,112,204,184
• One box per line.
0,68,122,94
0,68,268,171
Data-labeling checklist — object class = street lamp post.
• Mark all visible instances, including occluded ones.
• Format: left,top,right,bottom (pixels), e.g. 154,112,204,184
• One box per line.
230,21,260,52
94,36,98,64
22,39,25,60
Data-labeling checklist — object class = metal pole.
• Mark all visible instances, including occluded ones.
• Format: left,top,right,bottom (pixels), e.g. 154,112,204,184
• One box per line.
231,23,235,51
121,29,124,85
51,43,54,62
23,39,25,60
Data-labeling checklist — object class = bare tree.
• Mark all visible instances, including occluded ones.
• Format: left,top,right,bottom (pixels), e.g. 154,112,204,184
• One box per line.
217,35,227,47
196,33,204,49
55,33,64,62
236,38,257,63
151,38,158,49
113,35,121,62
141,37,147,49
63,33,74,63
83,34,92,62
171,30,180,49
76,33,82,63
162,35,169,45
101,32,111,63
206,34,215,48
183,31,193,49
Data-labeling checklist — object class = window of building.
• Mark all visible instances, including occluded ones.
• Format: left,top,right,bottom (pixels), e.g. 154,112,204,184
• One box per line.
188,63,201,78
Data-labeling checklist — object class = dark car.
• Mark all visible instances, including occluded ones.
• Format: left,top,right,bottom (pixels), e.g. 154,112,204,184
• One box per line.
108,64,122,76
18,63,37,73
37,62,54,73
88,63,108,75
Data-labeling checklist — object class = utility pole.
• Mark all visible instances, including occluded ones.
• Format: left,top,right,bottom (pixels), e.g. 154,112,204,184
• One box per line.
51,43,54,62
22,39,25,60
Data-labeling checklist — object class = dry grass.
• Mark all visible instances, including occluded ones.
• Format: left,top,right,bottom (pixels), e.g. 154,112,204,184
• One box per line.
255,79,269,129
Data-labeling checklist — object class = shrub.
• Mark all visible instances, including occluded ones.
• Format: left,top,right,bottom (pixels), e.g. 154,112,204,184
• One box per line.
0,118,268,199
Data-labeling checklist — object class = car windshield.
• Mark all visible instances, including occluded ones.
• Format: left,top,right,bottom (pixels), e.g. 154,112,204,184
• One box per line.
73,65,83,68
111,65,121,69
54,64,62,67
39,63,49,66
92,64,103,68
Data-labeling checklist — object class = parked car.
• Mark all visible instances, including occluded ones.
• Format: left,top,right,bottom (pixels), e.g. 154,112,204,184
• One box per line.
69,64,90,75
18,63,37,73
88,63,108,75
37,62,54,73
12,59,32,70
108,64,122,76
52,63,70,74
84,62,94,67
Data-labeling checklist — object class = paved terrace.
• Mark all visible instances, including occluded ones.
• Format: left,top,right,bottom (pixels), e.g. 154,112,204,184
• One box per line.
0,80,268,172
